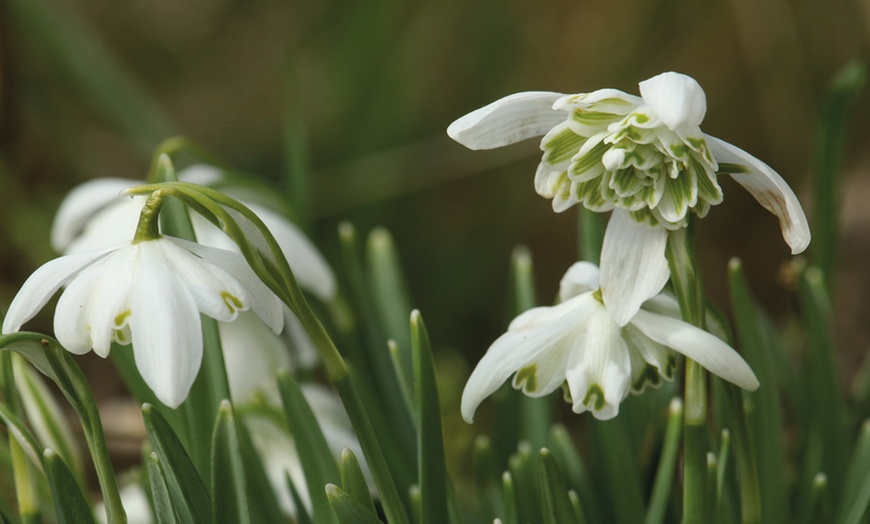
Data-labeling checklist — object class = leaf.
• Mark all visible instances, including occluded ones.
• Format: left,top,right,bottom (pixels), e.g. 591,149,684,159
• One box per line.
538,449,577,524
147,452,180,524
43,449,95,524
326,484,382,524
340,449,376,516
210,400,250,524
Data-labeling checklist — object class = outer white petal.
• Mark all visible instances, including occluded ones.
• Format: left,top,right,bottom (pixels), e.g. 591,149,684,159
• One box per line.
129,242,203,408
64,197,145,255
2,249,113,334
558,262,600,301
630,309,759,390
51,178,138,253
639,72,707,130
460,294,596,422
283,308,320,369
600,210,670,326
168,238,284,334
447,92,566,150
178,164,224,186
220,311,291,404
251,204,336,301
54,259,110,354
706,135,811,254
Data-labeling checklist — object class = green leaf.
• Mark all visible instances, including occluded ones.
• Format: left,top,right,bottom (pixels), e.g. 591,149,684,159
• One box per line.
501,471,518,524
142,403,212,523
340,449,376,517
411,311,448,524
234,416,286,524
836,420,870,524
727,259,787,523
508,442,540,524
43,449,95,524
147,452,180,524
326,484,382,524
277,372,340,524
286,473,313,524
0,403,45,475
644,398,683,524
547,425,599,523
367,228,414,367
590,417,646,524
539,449,578,524
210,400,250,524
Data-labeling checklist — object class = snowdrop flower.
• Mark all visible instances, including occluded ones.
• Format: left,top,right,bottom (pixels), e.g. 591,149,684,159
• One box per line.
50,165,336,369
2,235,283,408
461,262,758,422
448,71,810,324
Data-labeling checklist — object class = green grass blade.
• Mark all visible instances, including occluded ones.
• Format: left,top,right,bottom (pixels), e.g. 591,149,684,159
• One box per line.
43,449,95,524
142,403,212,523
367,228,414,361
539,448,578,524
210,401,250,524
233,417,286,524
147,452,180,524
411,311,449,524
836,420,870,523
501,471,518,524
645,398,683,524
591,417,646,524
277,371,339,524
326,484,383,524
340,449,377,516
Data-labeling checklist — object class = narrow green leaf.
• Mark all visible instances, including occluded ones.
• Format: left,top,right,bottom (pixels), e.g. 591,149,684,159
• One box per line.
727,259,787,523
411,311,448,524
147,453,180,524
501,471,518,524
578,208,604,263
367,228,414,360
568,491,587,524
142,403,212,523
234,417,286,524
716,429,731,508
277,372,339,524
326,484,382,524
211,400,250,524
0,403,45,474
809,473,830,524
645,398,683,524
43,449,95,524
286,473,313,524
836,420,870,523
539,449,577,524
508,442,540,524
340,449,376,517
547,425,600,523
591,417,646,524
811,59,866,287
282,57,313,231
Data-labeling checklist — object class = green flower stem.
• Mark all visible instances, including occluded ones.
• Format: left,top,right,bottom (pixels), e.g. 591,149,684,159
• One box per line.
132,191,165,243
665,224,708,524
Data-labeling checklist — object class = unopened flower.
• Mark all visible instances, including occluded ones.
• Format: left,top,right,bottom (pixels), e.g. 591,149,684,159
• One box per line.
448,72,810,324
461,262,758,421
2,236,283,408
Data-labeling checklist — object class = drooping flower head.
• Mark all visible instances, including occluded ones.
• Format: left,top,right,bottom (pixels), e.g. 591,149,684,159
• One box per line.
461,262,758,422
448,72,810,324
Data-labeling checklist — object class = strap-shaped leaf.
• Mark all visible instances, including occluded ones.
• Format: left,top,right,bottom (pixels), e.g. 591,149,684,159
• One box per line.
210,400,250,524
340,449,376,516
326,484,382,524
539,449,577,524
44,449,95,524
148,452,180,524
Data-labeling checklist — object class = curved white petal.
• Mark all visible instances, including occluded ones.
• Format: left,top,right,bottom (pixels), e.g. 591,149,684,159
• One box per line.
51,178,138,253
130,242,203,408
65,197,146,255
447,92,566,150
178,164,224,186
53,259,110,354
283,308,320,369
251,204,336,301
220,311,291,403
461,294,596,422
600,210,670,326
169,238,284,334
565,307,631,420
639,72,707,130
706,135,811,254
630,309,759,390
555,89,642,114
558,262,600,301
3,249,113,334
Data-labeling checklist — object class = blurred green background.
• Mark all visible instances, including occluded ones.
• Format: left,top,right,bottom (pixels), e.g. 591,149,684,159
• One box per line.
0,0,868,387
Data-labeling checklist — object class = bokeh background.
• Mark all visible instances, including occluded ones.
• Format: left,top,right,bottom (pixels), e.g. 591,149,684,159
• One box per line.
0,0,868,412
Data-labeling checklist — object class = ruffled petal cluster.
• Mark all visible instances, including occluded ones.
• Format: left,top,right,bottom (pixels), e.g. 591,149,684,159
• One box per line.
460,262,758,422
2,237,283,408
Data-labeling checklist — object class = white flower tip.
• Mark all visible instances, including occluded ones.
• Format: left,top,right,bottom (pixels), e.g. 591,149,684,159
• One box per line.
447,91,565,150
639,72,706,130
602,148,626,171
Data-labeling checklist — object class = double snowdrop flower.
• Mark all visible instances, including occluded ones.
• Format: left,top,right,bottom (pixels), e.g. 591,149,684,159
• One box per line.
448,71,810,325
461,262,758,421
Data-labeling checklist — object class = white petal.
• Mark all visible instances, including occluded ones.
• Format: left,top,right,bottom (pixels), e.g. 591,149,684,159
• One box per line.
283,308,320,369
51,178,138,253
178,164,224,186
447,92,566,150
169,238,284,334
251,204,336,301
639,72,707,130
631,309,759,390
54,260,109,354
554,89,643,115
64,197,146,255
129,242,203,408
600,210,670,326
83,248,138,357
460,295,596,422
565,308,631,420
220,311,291,403
3,249,113,334
558,262,600,301
706,135,810,254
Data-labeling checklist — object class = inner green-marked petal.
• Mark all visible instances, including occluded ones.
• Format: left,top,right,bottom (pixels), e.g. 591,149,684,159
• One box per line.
544,127,586,164
582,384,606,411
515,364,538,393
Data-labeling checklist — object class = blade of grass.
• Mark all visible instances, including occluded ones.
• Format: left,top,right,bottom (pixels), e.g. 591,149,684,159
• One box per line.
326,484,383,524
147,452,180,524
645,398,683,524
539,449,578,524
210,401,250,524
43,449,95,524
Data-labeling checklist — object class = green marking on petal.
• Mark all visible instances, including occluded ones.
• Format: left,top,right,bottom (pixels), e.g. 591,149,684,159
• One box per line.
632,113,650,124
717,163,751,174
632,364,663,393
573,110,621,125
629,208,659,226
685,136,706,151
592,289,604,304
544,127,586,164
114,310,131,327
582,384,606,411
515,364,538,393
669,143,689,159
221,291,244,313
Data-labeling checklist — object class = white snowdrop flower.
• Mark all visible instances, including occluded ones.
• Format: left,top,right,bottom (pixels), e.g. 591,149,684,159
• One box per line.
2,236,283,408
461,262,758,422
448,72,810,325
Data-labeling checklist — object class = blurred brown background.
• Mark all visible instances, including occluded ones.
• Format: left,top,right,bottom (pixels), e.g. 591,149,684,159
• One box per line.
0,0,868,385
